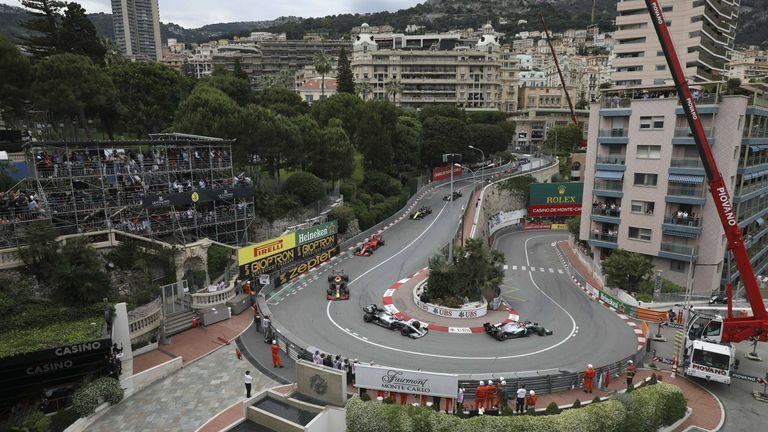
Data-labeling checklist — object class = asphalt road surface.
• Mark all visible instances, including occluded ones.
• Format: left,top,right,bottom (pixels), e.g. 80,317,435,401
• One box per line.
264,179,636,377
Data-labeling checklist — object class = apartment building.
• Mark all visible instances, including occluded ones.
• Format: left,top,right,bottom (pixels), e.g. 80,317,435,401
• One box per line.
579,86,768,294
511,86,588,152
350,23,505,111
612,0,740,87
111,0,162,61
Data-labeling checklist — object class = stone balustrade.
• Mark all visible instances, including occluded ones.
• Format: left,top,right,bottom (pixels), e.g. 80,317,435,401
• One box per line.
190,285,236,309
128,298,163,339
0,248,22,270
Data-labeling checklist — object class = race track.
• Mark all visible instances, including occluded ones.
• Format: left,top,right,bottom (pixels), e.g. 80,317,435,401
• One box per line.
262,176,637,376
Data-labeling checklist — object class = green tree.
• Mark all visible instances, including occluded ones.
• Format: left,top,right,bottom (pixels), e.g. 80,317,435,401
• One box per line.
173,85,243,139
313,51,332,99
32,53,117,139
335,47,355,94
354,80,373,101
239,105,301,178
726,78,742,95
254,86,309,117
601,249,654,293
198,74,252,106
421,115,470,166
544,124,583,154
108,61,192,137
427,238,505,304
393,115,423,174
233,58,248,80
59,2,105,63
17,222,60,291
418,105,466,123
18,0,66,58
289,114,323,171
281,172,325,205
384,78,402,103
567,217,581,241
310,92,362,139
52,238,112,305
101,37,125,67
356,100,399,173
468,123,508,157
0,36,32,125
310,125,354,183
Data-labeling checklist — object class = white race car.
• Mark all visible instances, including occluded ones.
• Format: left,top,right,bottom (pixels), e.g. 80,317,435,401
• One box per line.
363,304,428,339
483,321,553,341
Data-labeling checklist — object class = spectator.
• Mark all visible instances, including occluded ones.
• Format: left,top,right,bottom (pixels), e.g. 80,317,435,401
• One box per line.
515,385,527,413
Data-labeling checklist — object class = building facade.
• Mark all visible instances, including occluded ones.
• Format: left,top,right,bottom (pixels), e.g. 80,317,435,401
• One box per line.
612,0,740,87
511,86,588,152
579,87,768,294
111,0,162,61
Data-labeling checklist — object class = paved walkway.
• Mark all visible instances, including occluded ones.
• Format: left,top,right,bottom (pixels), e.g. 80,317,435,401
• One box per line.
89,340,276,432
461,187,481,246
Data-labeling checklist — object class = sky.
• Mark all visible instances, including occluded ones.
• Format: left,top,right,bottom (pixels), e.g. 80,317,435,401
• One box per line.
2,0,423,28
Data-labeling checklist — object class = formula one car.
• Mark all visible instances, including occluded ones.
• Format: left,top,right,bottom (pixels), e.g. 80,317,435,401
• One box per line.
354,233,385,256
327,271,350,300
483,321,553,341
410,206,432,220
362,304,428,339
443,191,462,201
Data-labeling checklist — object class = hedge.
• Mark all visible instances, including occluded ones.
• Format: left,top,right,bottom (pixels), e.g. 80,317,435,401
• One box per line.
346,382,686,432
72,377,124,418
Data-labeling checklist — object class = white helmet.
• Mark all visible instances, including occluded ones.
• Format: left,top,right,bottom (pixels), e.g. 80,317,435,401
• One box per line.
530,390,535,395
588,364,593,368
479,380,485,385
501,380,506,385
499,376,504,381
628,360,633,364
272,340,277,344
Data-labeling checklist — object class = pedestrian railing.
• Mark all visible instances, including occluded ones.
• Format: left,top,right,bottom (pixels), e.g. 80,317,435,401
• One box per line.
190,285,236,308
128,298,163,339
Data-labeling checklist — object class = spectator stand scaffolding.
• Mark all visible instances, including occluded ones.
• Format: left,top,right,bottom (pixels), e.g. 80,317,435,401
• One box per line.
1,134,255,248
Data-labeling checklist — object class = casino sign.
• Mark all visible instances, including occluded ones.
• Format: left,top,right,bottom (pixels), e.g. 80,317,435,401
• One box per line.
528,182,584,217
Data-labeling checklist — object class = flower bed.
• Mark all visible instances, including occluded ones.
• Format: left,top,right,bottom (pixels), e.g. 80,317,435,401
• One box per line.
346,382,686,432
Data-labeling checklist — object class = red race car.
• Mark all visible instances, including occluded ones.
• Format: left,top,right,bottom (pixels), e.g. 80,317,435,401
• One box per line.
327,271,350,300
354,234,385,256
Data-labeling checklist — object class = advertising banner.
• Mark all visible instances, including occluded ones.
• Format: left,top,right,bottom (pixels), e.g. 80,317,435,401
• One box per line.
431,165,463,182
528,182,584,217
354,364,458,398
142,186,253,209
275,246,340,287
238,233,296,267
523,223,551,230
295,221,338,246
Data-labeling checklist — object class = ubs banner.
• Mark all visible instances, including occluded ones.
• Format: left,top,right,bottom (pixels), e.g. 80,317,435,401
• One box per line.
239,221,338,279
0,338,111,402
528,182,584,217
355,364,458,398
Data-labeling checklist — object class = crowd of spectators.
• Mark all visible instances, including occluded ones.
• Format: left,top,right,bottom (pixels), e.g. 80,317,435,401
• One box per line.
0,189,46,225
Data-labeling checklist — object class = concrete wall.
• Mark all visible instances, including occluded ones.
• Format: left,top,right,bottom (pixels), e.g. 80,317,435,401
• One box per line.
295,359,347,407
121,356,183,398
305,406,346,432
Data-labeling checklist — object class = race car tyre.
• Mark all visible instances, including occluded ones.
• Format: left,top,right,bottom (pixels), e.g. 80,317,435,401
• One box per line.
495,332,506,341
343,275,349,282
364,313,374,323
380,240,385,245
327,289,333,295
400,328,410,336
537,327,545,336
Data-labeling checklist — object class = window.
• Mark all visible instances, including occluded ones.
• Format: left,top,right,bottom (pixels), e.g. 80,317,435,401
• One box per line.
670,260,688,272
631,200,655,215
656,64,667,71
634,173,658,186
640,116,665,130
305,95,314,103
637,145,662,159
628,227,652,241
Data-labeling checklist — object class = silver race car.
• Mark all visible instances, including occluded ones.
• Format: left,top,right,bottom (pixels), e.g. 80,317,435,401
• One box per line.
363,304,429,339
483,321,553,341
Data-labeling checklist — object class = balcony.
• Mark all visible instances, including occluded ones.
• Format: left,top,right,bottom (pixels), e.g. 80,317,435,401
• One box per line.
659,243,698,260
669,157,705,175
666,185,706,205
595,155,626,172
599,129,628,138
601,97,631,109
591,207,621,224
597,129,629,145
588,232,619,250
663,215,702,227
662,215,703,236
675,93,719,115
592,180,624,198
672,127,715,145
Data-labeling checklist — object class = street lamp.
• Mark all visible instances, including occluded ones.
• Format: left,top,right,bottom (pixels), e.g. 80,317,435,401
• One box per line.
468,145,485,172
455,163,476,190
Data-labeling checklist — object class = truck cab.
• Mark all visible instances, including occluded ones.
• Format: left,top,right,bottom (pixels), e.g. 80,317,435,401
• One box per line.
684,340,735,385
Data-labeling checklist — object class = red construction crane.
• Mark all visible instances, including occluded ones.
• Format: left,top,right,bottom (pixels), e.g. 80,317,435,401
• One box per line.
644,0,768,345
538,13,586,147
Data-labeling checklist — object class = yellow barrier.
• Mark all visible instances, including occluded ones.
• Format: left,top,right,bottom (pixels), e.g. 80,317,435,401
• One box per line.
551,223,568,230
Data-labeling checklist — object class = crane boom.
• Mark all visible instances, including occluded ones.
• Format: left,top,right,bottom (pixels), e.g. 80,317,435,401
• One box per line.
644,0,768,343
538,13,579,127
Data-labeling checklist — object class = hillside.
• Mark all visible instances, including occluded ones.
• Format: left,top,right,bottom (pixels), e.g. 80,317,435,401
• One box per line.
1,1,767,47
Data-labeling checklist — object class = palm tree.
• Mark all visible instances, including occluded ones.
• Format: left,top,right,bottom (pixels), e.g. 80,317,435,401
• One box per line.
355,81,372,101
313,51,332,99
101,37,124,67
384,79,402,104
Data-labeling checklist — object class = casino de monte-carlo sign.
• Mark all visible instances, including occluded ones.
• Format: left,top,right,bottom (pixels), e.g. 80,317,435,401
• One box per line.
0,338,112,402
354,364,458,398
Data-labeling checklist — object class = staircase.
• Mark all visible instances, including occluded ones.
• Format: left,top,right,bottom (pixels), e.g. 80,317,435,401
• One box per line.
163,310,196,337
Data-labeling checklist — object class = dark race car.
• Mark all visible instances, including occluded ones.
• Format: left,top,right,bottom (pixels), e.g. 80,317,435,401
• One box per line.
362,304,429,339
483,321,553,341
327,271,350,300
709,293,727,305
410,206,433,220
443,191,463,201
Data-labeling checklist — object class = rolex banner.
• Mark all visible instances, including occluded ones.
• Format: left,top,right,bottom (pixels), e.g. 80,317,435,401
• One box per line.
528,182,583,217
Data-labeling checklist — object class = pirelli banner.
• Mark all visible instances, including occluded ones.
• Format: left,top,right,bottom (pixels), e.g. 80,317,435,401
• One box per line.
239,221,338,278
142,186,254,209
528,182,584,217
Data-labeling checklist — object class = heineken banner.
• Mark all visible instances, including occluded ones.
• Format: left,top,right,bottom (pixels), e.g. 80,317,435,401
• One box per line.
528,182,584,217
239,221,338,278
142,186,254,209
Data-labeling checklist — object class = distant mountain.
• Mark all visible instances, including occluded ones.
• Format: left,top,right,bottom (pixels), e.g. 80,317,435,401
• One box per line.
1,0,768,47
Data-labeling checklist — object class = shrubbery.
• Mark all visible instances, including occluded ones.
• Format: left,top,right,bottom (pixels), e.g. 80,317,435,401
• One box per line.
72,377,124,418
346,382,686,432
328,204,356,234
281,172,326,205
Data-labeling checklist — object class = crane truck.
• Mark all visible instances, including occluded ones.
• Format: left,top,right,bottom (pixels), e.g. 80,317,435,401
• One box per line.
643,0,768,384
